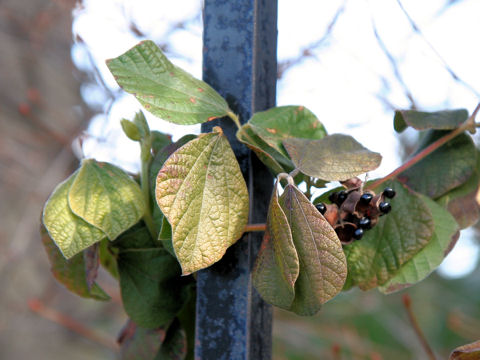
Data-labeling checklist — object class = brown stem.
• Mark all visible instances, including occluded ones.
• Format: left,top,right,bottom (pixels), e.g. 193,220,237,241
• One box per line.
402,294,436,360
244,223,266,232
28,298,118,351
368,103,480,190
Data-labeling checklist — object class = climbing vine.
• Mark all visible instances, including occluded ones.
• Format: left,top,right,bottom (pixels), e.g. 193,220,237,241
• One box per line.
41,40,480,359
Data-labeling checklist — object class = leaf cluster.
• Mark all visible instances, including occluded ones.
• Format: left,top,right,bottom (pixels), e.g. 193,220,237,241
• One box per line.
40,40,480,358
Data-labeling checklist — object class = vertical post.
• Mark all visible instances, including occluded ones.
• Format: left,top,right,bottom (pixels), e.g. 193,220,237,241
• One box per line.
196,0,278,359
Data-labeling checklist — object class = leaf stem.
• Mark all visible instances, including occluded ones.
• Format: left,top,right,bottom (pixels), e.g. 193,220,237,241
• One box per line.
305,176,314,200
227,111,242,131
140,139,156,239
368,103,480,190
244,223,266,232
402,294,436,360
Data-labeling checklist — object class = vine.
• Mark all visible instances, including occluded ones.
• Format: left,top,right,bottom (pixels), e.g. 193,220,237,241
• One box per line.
40,40,480,359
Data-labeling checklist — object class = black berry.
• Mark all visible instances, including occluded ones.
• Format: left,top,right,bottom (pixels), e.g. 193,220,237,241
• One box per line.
315,203,327,215
379,202,391,214
359,193,373,204
337,190,347,204
353,228,364,240
383,187,396,199
358,217,371,229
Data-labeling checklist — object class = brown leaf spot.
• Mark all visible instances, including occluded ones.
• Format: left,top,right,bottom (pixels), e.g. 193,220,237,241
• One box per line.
197,87,204,92
207,116,217,121
169,72,175,76
144,104,151,109
266,128,277,134
189,97,196,104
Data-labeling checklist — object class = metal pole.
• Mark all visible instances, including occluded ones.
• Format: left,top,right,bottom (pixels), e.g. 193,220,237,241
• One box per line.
196,0,277,359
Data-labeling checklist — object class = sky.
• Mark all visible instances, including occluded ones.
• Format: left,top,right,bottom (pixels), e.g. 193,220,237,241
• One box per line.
71,0,480,278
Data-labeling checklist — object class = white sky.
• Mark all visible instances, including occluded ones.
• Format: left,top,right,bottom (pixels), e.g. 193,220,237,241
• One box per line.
71,0,480,278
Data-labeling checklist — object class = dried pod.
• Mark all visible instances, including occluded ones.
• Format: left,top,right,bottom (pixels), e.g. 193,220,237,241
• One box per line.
334,223,357,244
340,176,363,190
323,204,339,227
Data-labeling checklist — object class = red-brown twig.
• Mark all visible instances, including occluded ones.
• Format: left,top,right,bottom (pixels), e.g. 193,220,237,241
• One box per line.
368,102,480,190
244,223,267,232
402,294,436,360
28,298,118,351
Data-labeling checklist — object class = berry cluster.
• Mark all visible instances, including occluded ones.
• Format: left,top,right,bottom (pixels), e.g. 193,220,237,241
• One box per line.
315,182,395,244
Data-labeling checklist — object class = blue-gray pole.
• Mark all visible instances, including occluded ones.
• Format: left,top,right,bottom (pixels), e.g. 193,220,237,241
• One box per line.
197,0,277,359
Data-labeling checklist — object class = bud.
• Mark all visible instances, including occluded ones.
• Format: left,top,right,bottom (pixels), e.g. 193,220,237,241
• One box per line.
120,119,141,141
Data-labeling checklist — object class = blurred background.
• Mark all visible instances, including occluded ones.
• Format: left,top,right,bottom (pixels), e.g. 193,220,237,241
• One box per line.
1,0,480,358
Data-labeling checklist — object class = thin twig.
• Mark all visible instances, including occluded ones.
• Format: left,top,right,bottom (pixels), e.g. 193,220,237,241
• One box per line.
369,9,417,109
244,223,266,232
402,294,436,360
28,298,118,351
368,102,480,190
396,0,480,98
277,0,347,78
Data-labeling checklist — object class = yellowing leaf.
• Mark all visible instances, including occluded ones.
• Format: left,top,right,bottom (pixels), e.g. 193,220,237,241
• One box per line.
68,160,145,241
106,40,230,125
279,184,347,315
283,134,382,181
42,172,106,258
253,180,299,309
156,128,249,274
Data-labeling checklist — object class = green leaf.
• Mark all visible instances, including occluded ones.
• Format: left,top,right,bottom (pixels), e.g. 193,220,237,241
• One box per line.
118,320,168,360
249,105,327,157
394,109,468,133
253,180,299,309
279,184,347,315
151,131,173,155
450,340,480,360
236,124,293,175
156,128,249,274
41,225,109,300
379,195,459,294
345,181,434,290
113,225,158,250
118,245,189,328
68,159,145,241
340,245,356,291
398,131,476,199
283,134,382,181
437,151,480,229
158,216,175,257
106,40,230,125
42,172,106,258
176,285,195,360
155,318,187,360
